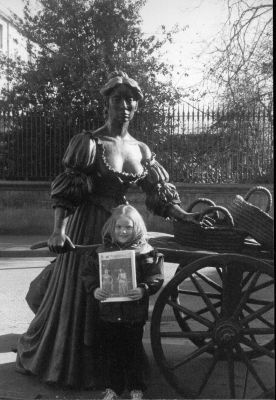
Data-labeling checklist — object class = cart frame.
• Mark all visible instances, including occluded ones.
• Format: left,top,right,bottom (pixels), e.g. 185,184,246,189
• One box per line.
148,233,274,399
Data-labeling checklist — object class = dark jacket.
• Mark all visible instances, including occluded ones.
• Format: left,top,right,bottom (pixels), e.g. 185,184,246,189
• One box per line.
82,243,164,324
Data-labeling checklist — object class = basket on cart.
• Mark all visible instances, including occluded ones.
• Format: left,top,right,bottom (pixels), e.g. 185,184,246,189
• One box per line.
174,203,248,253
185,197,220,222
228,186,273,250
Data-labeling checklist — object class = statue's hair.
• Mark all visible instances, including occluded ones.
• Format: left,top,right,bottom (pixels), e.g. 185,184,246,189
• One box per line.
100,70,143,101
102,204,147,244
107,70,129,80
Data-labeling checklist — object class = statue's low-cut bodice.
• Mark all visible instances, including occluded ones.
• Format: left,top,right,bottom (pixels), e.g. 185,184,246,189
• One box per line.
92,136,148,204
51,130,181,217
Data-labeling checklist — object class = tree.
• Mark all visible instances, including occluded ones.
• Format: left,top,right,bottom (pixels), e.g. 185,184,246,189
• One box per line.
0,0,189,180
205,0,273,114
198,0,273,184
0,0,183,113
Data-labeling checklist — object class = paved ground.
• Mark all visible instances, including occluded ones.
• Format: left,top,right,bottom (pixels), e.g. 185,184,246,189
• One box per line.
0,235,274,400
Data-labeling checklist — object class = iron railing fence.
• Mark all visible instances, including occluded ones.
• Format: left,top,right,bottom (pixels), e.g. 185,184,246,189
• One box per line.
0,104,273,183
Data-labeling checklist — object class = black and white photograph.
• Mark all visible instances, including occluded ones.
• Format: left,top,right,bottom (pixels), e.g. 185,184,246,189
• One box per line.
0,0,273,399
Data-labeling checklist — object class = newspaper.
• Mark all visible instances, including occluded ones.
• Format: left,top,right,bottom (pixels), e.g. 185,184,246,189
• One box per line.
98,249,137,302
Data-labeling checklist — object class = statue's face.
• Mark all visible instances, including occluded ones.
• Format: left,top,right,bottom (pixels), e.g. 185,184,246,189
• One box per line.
107,84,138,124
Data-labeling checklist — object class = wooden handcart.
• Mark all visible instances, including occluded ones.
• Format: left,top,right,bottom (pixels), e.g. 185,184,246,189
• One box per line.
27,232,274,399
148,233,274,399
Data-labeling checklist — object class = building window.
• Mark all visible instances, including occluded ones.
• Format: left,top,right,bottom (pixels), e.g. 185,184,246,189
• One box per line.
0,24,3,49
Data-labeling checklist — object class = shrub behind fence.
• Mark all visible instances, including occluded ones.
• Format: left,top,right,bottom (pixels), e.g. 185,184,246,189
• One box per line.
0,104,273,183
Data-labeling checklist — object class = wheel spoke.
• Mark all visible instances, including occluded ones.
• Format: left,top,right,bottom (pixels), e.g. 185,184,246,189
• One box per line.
243,304,274,328
167,299,213,328
181,301,221,322
235,344,268,392
232,271,261,319
177,289,221,299
242,368,249,399
197,348,220,397
240,310,258,345
247,298,271,306
249,279,274,294
170,340,215,370
241,271,255,288
226,348,236,398
241,327,274,335
240,337,275,359
160,330,212,339
190,275,220,319
240,302,274,325
195,271,222,292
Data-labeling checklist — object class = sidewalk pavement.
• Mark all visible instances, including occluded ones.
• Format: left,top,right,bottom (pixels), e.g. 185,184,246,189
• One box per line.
0,328,184,400
0,236,50,257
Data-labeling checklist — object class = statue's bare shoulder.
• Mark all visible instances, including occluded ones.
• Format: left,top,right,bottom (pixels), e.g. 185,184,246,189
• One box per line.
136,140,152,161
90,125,108,137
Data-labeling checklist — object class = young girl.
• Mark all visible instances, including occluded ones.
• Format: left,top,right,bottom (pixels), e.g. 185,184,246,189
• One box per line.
82,205,164,400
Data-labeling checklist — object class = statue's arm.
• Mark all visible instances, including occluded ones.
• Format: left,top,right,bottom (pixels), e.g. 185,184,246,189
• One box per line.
166,203,199,222
48,132,96,251
138,145,199,221
48,207,71,252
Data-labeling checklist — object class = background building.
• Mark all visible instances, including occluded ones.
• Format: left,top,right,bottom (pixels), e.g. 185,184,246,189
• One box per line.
0,0,39,92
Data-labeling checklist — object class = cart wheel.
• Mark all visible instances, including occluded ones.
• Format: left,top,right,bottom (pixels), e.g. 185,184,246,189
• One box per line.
171,261,274,359
151,254,274,398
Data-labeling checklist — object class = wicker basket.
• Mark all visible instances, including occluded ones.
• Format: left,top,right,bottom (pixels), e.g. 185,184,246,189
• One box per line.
228,186,273,250
174,206,248,253
174,206,248,252
185,197,220,222
186,198,216,212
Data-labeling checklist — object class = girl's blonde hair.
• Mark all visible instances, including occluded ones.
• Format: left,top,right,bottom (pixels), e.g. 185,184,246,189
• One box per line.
102,205,147,244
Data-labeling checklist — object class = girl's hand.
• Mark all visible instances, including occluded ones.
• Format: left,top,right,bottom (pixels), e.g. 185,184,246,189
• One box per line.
94,287,109,301
127,288,144,300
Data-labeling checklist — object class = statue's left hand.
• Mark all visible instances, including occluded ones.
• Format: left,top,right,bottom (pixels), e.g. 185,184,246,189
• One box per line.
168,204,213,227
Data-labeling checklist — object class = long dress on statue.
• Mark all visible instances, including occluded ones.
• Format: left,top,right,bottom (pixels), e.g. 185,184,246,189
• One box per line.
16,130,181,388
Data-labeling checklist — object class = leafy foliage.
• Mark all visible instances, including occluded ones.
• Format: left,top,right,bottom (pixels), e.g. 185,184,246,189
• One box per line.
0,0,182,112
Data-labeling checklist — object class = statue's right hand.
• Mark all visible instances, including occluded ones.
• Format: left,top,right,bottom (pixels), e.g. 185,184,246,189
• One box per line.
47,232,75,253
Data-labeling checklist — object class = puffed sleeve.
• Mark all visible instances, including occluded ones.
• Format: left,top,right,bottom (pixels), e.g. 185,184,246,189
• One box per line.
51,131,96,213
138,154,181,218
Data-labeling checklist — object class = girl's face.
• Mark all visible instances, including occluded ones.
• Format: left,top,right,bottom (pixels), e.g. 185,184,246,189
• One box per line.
114,215,134,245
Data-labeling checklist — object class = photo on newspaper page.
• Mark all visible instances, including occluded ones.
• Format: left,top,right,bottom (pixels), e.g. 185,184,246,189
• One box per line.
98,249,137,302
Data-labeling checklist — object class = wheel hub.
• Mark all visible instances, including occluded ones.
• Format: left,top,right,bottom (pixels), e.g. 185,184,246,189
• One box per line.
214,321,240,347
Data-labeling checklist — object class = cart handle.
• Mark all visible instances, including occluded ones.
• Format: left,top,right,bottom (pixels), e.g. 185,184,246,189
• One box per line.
31,238,99,253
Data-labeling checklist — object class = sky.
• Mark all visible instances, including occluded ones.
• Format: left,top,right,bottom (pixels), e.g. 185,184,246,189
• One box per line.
0,0,228,92
140,0,228,91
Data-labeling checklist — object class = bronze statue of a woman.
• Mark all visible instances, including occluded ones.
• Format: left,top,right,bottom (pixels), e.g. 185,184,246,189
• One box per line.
16,71,198,388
